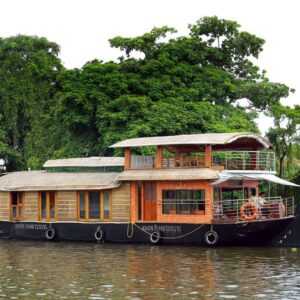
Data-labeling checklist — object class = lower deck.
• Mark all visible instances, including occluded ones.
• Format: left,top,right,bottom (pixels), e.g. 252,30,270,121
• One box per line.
0,217,293,246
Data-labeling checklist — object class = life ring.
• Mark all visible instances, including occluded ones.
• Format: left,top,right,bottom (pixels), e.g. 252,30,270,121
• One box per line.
240,202,258,221
45,227,56,240
204,230,219,246
95,229,104,241
149,231,161,244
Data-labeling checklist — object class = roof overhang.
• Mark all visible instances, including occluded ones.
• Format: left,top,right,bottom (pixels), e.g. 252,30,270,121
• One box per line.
117,168,219,181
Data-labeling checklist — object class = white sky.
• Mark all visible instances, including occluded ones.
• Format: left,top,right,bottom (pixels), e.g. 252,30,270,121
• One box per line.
1,0,299,134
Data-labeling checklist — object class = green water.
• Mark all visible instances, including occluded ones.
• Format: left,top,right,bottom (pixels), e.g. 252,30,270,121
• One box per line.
0,240,299,299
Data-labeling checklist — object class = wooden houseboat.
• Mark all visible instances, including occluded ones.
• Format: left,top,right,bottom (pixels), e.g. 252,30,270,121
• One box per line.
0,132,297,246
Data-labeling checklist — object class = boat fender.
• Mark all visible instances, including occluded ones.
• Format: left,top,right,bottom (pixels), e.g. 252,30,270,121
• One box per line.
149,231,161,244
95,228,104,241
45,227,56,240
204,230,219,246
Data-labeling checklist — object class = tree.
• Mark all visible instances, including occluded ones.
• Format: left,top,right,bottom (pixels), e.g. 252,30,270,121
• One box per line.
0,35,62,170
266,104,300,179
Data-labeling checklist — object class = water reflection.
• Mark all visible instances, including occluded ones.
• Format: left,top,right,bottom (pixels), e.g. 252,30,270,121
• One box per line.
0,240,299,299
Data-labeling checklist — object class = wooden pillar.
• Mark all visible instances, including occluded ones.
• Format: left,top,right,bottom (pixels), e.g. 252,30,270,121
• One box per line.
124,147,131,170
156,146,163,168
205,145,212,168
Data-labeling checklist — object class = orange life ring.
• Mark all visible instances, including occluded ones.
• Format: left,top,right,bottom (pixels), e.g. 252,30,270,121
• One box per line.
240,202,258,221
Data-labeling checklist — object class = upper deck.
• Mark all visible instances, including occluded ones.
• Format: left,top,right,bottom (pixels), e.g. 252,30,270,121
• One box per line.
110,132,276,172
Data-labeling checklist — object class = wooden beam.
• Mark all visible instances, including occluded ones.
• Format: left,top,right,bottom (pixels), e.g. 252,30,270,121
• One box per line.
205,145,212,168
124,147,131,170
156,146,163,168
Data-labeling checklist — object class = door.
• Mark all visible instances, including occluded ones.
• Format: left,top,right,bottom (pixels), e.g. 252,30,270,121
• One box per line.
143,182,157,221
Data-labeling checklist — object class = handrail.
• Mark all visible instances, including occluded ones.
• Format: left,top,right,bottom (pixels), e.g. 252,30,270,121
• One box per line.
130,151,276,171
213,196,294,222
212,151,276,172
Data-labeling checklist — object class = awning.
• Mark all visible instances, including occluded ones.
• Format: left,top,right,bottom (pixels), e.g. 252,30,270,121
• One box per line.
211,172,300,187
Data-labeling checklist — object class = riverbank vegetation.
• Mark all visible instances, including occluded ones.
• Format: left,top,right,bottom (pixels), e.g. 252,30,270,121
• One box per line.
0,16,299,187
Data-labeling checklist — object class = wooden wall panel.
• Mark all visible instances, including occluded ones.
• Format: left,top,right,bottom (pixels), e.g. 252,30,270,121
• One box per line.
24,192,39,221
57,191,77,221
112,183,130,222
0,192,10,221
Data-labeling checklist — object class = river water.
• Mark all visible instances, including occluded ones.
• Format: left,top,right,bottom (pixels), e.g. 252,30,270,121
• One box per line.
0,240,300,299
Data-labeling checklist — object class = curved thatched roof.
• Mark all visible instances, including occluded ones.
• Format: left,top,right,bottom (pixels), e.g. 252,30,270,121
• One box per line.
43,157,124,168
0,171,120,191
110,132,272,149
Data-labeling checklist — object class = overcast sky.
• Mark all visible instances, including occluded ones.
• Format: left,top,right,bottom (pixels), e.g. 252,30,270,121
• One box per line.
1,0,299,134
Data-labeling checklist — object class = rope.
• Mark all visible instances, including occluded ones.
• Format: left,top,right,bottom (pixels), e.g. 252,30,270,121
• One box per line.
126,222,134,238
126,197,134,238
132,223,206,240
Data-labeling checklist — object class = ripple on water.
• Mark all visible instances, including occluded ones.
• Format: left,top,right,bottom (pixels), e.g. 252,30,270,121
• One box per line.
0,241,299,299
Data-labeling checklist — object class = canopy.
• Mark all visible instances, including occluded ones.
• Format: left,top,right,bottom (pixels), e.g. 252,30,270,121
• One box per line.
211,172,300,187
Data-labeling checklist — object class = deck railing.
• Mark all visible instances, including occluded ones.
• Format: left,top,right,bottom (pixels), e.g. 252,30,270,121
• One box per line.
213,197,294,222
130,151,276,171
212,151,276,172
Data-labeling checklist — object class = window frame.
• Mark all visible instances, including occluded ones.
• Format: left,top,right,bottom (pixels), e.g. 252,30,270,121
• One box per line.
10,192,24,221
38,191,57,222
77,190,112,222
162,189,206,215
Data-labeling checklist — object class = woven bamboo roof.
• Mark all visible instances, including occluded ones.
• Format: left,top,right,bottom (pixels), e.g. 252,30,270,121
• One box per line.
43,157,124,168
117,168,219,181
110,132,272,149
0,171,120,191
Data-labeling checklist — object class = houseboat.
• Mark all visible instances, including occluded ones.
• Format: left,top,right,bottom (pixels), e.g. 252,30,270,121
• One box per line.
0,132,297,246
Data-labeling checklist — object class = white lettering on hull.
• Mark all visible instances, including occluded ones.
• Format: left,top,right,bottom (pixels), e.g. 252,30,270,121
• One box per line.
15,223,47,230
141,225,182,233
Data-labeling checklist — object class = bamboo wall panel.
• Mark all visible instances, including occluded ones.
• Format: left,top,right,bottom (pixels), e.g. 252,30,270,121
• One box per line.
24,192,39,221
0,192,10,220
112,183,130,222
57,191,77,221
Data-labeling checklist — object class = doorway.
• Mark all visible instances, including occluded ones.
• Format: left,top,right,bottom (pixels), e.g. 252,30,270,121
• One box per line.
143,182,157,221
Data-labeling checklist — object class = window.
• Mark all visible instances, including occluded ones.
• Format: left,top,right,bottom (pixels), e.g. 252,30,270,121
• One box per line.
11,192,24,221
78,191,111,221
39,192,56,221
162,189,205,215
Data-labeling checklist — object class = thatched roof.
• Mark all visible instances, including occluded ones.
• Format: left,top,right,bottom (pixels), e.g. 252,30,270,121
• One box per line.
117,168,219,181
43,157,124,168
110,132,272,149
0,171,120,191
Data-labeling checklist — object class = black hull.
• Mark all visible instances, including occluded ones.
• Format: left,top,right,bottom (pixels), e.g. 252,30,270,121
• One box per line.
0,217,293,246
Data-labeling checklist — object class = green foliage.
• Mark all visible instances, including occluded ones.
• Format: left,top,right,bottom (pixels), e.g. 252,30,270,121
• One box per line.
0,35,62,170
0,17,294,170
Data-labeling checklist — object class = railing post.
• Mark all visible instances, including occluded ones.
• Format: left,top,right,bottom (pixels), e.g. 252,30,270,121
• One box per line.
243,152,245,170
205,145,212,168
124,147,131,170
156,146,162,169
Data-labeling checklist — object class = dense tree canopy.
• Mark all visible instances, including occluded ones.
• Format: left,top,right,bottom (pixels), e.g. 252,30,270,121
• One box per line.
0,35,62,170
0,16,296,171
